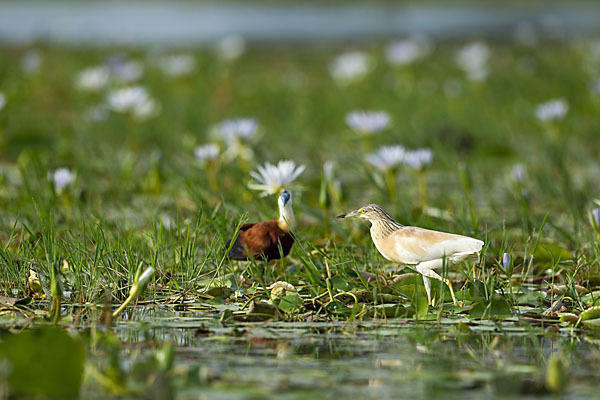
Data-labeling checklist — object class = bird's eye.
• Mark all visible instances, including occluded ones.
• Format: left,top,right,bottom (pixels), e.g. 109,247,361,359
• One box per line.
360,209,366,214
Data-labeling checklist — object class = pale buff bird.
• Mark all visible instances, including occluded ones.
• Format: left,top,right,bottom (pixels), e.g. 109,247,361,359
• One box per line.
337,204,484,306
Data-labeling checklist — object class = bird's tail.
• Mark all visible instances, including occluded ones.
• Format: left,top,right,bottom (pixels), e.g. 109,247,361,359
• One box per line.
226,236,247,260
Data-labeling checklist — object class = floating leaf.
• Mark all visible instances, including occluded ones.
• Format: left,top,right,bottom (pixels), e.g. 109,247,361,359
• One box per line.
277,293,304,314
469,280,489,301
205,286,234,299
580,306,600,321
580,290,600,307
368,304,413,318
470,298,512,319
582,318,600,330
247,301,281,320
330,275,350,291
558,313,579,325
0,327,85,398
517,291,546,306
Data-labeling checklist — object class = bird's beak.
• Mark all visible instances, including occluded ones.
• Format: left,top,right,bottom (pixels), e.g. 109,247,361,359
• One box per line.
337,209,360,219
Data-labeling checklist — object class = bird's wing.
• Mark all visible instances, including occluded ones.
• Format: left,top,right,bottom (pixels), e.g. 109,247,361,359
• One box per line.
390,226,483,265
239,223,255,231
227,221,274,260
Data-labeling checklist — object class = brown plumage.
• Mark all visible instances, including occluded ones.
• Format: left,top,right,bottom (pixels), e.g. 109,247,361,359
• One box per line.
227,189,296,261
227,220,294,261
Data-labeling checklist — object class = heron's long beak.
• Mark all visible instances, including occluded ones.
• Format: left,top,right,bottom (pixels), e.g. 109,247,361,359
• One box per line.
337,209,360,219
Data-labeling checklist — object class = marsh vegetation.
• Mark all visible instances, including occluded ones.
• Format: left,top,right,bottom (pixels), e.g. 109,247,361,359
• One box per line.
1,36,600,398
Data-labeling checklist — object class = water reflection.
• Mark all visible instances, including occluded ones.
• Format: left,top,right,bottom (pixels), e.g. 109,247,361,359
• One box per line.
108,306,600,399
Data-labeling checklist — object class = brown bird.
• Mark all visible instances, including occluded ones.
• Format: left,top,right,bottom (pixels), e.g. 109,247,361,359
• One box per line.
227,189,296,261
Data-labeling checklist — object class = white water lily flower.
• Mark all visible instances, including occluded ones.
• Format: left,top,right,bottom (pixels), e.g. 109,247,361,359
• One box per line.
511,164,526,182
211,118,259,161
75,66,110,91
217,34,246,61
194,144,220,164
52,168,74,193
249,160,305,196
159,54,196,77
385,37,431,66
365,145,406,171
330,51,372,83
0,92,5,111
346,111,390,135
455,41,490,82
403,148,433,170
212,118,258,143
107,86,157,119
535,98,568,122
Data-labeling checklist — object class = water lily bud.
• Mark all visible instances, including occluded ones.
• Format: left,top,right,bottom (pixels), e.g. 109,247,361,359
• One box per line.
332,178,346,203
113,266,156,319
319,175,331,209
50,264,63,300
502,252,513,276
592,208,600,230
132,266,155,297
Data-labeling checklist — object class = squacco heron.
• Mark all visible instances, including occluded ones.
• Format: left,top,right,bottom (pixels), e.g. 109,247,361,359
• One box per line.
337,204,484,306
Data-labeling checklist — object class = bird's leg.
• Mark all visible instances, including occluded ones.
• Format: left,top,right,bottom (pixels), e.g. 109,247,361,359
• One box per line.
444,278,458,307
416,262,458,306
422,275,433,306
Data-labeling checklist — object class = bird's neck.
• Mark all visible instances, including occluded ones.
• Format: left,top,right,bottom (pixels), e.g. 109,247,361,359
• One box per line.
278,203,296,232
369,217,402,240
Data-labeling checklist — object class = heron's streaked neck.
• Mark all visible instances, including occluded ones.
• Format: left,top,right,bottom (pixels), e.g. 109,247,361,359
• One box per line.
369,215,402,240
278,202,296,231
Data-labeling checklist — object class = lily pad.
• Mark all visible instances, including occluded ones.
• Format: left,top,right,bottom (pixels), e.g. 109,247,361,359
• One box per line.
0,327,85,399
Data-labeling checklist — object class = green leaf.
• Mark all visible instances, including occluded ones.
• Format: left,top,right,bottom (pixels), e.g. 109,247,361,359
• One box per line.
205,286,234,299
533,243,571,264
414,294,429,319
0,327,85,399
330,275,350,291
469,280,488,301
581,290,600,307
517,291,546,306
277,293,304,314
397,283,429,319
582,318,600,330
470,298,512,319
580,306,600,321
